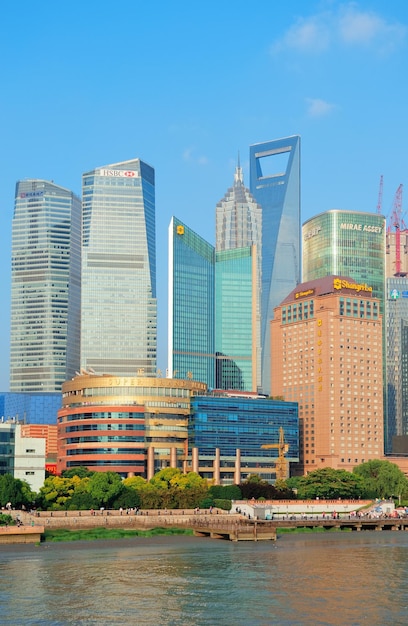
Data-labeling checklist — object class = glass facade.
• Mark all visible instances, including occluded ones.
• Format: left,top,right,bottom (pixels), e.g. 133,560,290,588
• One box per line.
302,211,385,312
168,217,215,387
216,164,262,391
215,248,258,391
190,395,299,462
385,278,408,453
0,426,15,474
58,374,206,476
303,210,386,456
81,159,156,376
0,392,61,425
10,180,81,392
250,136,301,394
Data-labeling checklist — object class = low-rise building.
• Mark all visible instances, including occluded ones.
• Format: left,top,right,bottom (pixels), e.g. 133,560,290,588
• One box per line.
0,421,45,493
58,373,299,484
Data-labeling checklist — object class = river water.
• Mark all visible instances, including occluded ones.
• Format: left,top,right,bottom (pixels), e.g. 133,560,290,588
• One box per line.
1,531,408,625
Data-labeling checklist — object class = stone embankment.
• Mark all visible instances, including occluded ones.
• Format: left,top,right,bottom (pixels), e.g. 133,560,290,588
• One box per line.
0,524,44,544
14,508,231,531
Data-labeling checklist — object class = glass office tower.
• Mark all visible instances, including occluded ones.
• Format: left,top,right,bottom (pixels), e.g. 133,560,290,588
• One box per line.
385,278,408,454
215,247,259,391
81,159,156,376
302,210,385,310
216,163,262,391
168,217,215,387
10,180,81,392
249,136,301,394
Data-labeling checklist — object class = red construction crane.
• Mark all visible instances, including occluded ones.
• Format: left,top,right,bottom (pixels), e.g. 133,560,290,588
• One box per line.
377,175,383,214
389,184,405,275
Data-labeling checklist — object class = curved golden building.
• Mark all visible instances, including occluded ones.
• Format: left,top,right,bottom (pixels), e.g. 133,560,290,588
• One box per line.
58,373,207,477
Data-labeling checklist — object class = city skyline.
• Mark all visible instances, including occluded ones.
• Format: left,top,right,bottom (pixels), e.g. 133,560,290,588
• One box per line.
1,1,408,389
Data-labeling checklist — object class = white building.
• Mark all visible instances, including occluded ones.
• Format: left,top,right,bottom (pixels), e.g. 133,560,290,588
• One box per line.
0,422,45,493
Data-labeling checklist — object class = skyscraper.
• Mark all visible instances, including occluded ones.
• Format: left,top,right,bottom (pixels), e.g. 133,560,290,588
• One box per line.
302,210,385,310
215,247,259,391
216,163,262,391
385,278,408,454
271,275,383,474
168,217,215,387
81,158,156,376
302,210,387,455
216,162,262,255
10,180,81,392
250,136,301,394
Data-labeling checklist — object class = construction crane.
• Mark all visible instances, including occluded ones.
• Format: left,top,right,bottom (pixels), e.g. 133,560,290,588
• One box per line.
388,184,406,276
376,175,383,214
261,427,289,481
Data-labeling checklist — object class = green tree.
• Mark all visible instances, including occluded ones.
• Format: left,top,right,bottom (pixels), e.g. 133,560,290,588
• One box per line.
122,475,147,490
111,487,141,510
62,466,94,479
0,474,34,509
274,479,296,499
296,468,364,500
137,482,163,509
65,477,97,510
0,512,14,526
38,475,81,510
149,467,181,490
87,471,124,508
240,475,282,500
353,460,408,501
209,484,242,501
67,490,98,510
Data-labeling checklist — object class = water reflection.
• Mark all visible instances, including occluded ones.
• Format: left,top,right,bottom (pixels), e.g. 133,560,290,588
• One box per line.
1,533,408,625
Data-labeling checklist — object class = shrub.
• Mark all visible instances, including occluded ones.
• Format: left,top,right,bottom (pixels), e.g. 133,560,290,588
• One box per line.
0,512,13,526
213,498,231,511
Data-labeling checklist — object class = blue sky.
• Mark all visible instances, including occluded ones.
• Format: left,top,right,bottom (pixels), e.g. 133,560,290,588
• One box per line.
1,0,407,390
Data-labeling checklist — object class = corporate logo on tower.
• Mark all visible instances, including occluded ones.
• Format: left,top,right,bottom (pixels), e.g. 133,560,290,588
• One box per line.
333,278,372,293
98,169,139,177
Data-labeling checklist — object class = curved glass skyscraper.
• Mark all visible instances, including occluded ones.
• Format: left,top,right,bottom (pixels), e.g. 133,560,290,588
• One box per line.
302,210,385,310
250,136,301,394
81,159,156,376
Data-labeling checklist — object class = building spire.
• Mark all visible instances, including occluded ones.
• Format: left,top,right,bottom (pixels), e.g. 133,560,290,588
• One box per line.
234,151,244,184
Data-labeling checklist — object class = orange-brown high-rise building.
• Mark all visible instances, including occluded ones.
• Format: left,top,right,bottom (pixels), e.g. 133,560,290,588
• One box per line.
271,275,384,475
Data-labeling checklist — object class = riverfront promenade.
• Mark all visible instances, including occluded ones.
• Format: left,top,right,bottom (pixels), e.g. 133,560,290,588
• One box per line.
1,498,406,542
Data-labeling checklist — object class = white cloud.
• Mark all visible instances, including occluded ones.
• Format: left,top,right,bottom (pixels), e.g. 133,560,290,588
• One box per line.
182,147,208,165
272,15,331,54
272,3,407,55
306,98,336,118
182,147,194,162
339,5,406,52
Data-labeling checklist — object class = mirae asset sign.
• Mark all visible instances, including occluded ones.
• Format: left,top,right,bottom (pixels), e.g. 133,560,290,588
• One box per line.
340,223,382,233
97,169,139,177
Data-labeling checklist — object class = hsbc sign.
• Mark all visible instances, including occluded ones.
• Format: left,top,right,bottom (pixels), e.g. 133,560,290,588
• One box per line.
98,169,139,178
